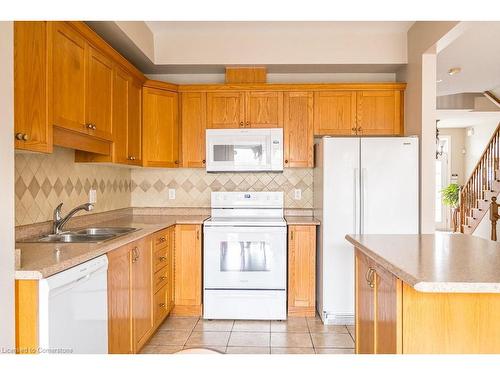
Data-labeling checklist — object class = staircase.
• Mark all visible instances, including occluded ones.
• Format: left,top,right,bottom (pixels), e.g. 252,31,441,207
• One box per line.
460,122,500,234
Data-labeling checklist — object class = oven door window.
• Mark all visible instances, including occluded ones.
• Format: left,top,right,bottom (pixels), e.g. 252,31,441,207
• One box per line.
220,241,271,272
213,144,264,164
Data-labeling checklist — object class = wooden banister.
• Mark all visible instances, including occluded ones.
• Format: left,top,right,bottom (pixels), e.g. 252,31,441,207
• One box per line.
490,196,499,241
460,122,500,233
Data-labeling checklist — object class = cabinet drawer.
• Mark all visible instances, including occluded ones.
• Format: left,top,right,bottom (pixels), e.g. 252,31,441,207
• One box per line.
153,283,170,325
153,266,169,293
153,246,169,273
153,229,169,250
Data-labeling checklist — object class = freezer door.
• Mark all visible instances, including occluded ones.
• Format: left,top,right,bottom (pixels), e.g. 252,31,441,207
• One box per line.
318,137,360,323
360,137,419,234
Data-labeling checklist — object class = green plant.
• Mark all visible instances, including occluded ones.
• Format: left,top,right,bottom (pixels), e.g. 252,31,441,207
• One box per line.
441,183,460,208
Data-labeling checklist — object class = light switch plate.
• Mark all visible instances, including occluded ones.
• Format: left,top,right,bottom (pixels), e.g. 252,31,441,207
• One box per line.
89,189,97,204
168,188,176,200
294,189,302,200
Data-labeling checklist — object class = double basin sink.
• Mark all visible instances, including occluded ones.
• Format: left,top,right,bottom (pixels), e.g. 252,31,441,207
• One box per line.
20,227,138,244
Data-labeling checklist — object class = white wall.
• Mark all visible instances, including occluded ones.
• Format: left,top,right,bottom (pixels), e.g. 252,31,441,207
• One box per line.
464,121,499,177
403,21,462,233
149,22,410,65
0,21,15,351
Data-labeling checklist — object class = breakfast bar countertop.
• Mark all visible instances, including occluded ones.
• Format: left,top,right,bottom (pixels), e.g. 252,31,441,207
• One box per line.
345,233,500,294
15,214,209,280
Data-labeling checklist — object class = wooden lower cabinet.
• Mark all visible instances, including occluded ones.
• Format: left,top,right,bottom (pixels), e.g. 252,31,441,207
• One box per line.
355,248,500,354
173,224,202,316
287,225,316,317
108,237,153,354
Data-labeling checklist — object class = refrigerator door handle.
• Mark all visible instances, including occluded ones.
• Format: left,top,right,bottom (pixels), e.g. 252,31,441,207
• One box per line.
353,168,359,234
361,168,366,234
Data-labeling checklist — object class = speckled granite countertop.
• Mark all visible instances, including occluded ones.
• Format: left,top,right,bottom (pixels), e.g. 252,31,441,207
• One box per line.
345,233,500,293
284,216,320,225
15,215,208,280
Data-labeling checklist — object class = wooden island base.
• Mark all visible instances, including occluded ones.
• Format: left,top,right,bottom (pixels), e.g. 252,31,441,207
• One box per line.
355,249,500,354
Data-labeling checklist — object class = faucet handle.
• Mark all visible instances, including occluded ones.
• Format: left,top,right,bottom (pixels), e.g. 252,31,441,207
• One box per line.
54,203,64,221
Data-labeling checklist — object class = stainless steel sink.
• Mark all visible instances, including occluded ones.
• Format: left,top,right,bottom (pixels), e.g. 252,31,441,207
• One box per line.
74,227,137,236
19,227,138,244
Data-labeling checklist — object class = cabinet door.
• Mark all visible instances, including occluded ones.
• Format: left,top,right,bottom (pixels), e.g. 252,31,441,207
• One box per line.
283,92,314,168
14,21,52,153
206,91,245,129
112,67,129,164
374,265,401,354
313,91,356,135
86,46,113,140
50,22,87,134
143,87,179,167
355,250,375,354
174,225,202,315
245,91,283,128
356,90,402,135
131,238,153,351
128,79,142,165
107,244,132,354
181,92,207,168
288,225,316,317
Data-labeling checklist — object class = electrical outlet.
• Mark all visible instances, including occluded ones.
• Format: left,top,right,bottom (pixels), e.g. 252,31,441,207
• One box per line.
168,188,176,200
89,189,97,204
294,189,302,200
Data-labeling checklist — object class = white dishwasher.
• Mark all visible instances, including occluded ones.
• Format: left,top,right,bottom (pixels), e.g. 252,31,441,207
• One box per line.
38,255,108,354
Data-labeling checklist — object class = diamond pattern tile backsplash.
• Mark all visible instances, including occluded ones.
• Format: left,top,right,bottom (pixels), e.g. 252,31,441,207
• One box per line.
15,147,313,226
131,168,313,209
15,147,131,226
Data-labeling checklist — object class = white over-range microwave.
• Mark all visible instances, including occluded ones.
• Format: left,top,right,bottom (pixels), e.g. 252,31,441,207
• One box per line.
205,128,283,172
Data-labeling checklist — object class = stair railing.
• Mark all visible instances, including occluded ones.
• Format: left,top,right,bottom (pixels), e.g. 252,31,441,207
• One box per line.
460,122,500,232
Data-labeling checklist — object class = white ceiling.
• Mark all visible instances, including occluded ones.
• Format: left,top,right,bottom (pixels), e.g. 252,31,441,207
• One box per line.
437,22,500,96
437,110,500,128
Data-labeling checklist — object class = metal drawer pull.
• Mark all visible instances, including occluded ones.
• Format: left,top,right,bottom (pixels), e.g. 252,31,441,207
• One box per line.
366,267,375,288
159,256,167,261
159,303,165,308
160,276,166,281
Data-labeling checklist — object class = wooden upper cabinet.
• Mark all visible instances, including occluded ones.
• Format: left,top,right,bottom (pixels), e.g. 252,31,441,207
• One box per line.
245,91,283,128
112,67,129,164
128,79,142,165
288,225,316,317
112,68,142,166
174,224,202,316
142,87,179,168
313,91,357,135
86,46,113,141
181,92,207,168
283,92,314,168
206,91,245,129
50,21,87,134
14,21,52,153
356,90,402,135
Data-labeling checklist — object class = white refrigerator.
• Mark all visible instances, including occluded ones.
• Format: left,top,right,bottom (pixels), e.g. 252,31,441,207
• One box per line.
313,137,419,325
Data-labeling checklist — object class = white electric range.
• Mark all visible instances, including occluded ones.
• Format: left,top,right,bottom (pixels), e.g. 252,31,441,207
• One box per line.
203,191,287,320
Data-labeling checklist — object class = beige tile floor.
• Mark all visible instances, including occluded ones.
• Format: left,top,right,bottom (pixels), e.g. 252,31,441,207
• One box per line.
141,315,355,354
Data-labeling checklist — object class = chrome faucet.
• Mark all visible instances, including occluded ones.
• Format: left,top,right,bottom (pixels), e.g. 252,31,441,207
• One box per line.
53,203,94,234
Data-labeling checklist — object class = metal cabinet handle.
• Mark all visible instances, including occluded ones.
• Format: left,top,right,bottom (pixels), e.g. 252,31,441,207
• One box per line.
239,122,244,127
290,230,294,241
159,256,167,262
15,132,29,141
128,156,136,161
92,124,97,130
159,303,166,308
357,126,362,133
160,276,166,281
131,246,139,263
366,267,375,288
284,159,289,164
245,122,250,127
202,159,206,164
196,230,200,240
159,236,166,243
174,160,179,165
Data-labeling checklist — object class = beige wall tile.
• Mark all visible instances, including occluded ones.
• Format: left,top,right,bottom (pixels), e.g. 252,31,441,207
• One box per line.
131,168,313,209
15,148,131,226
